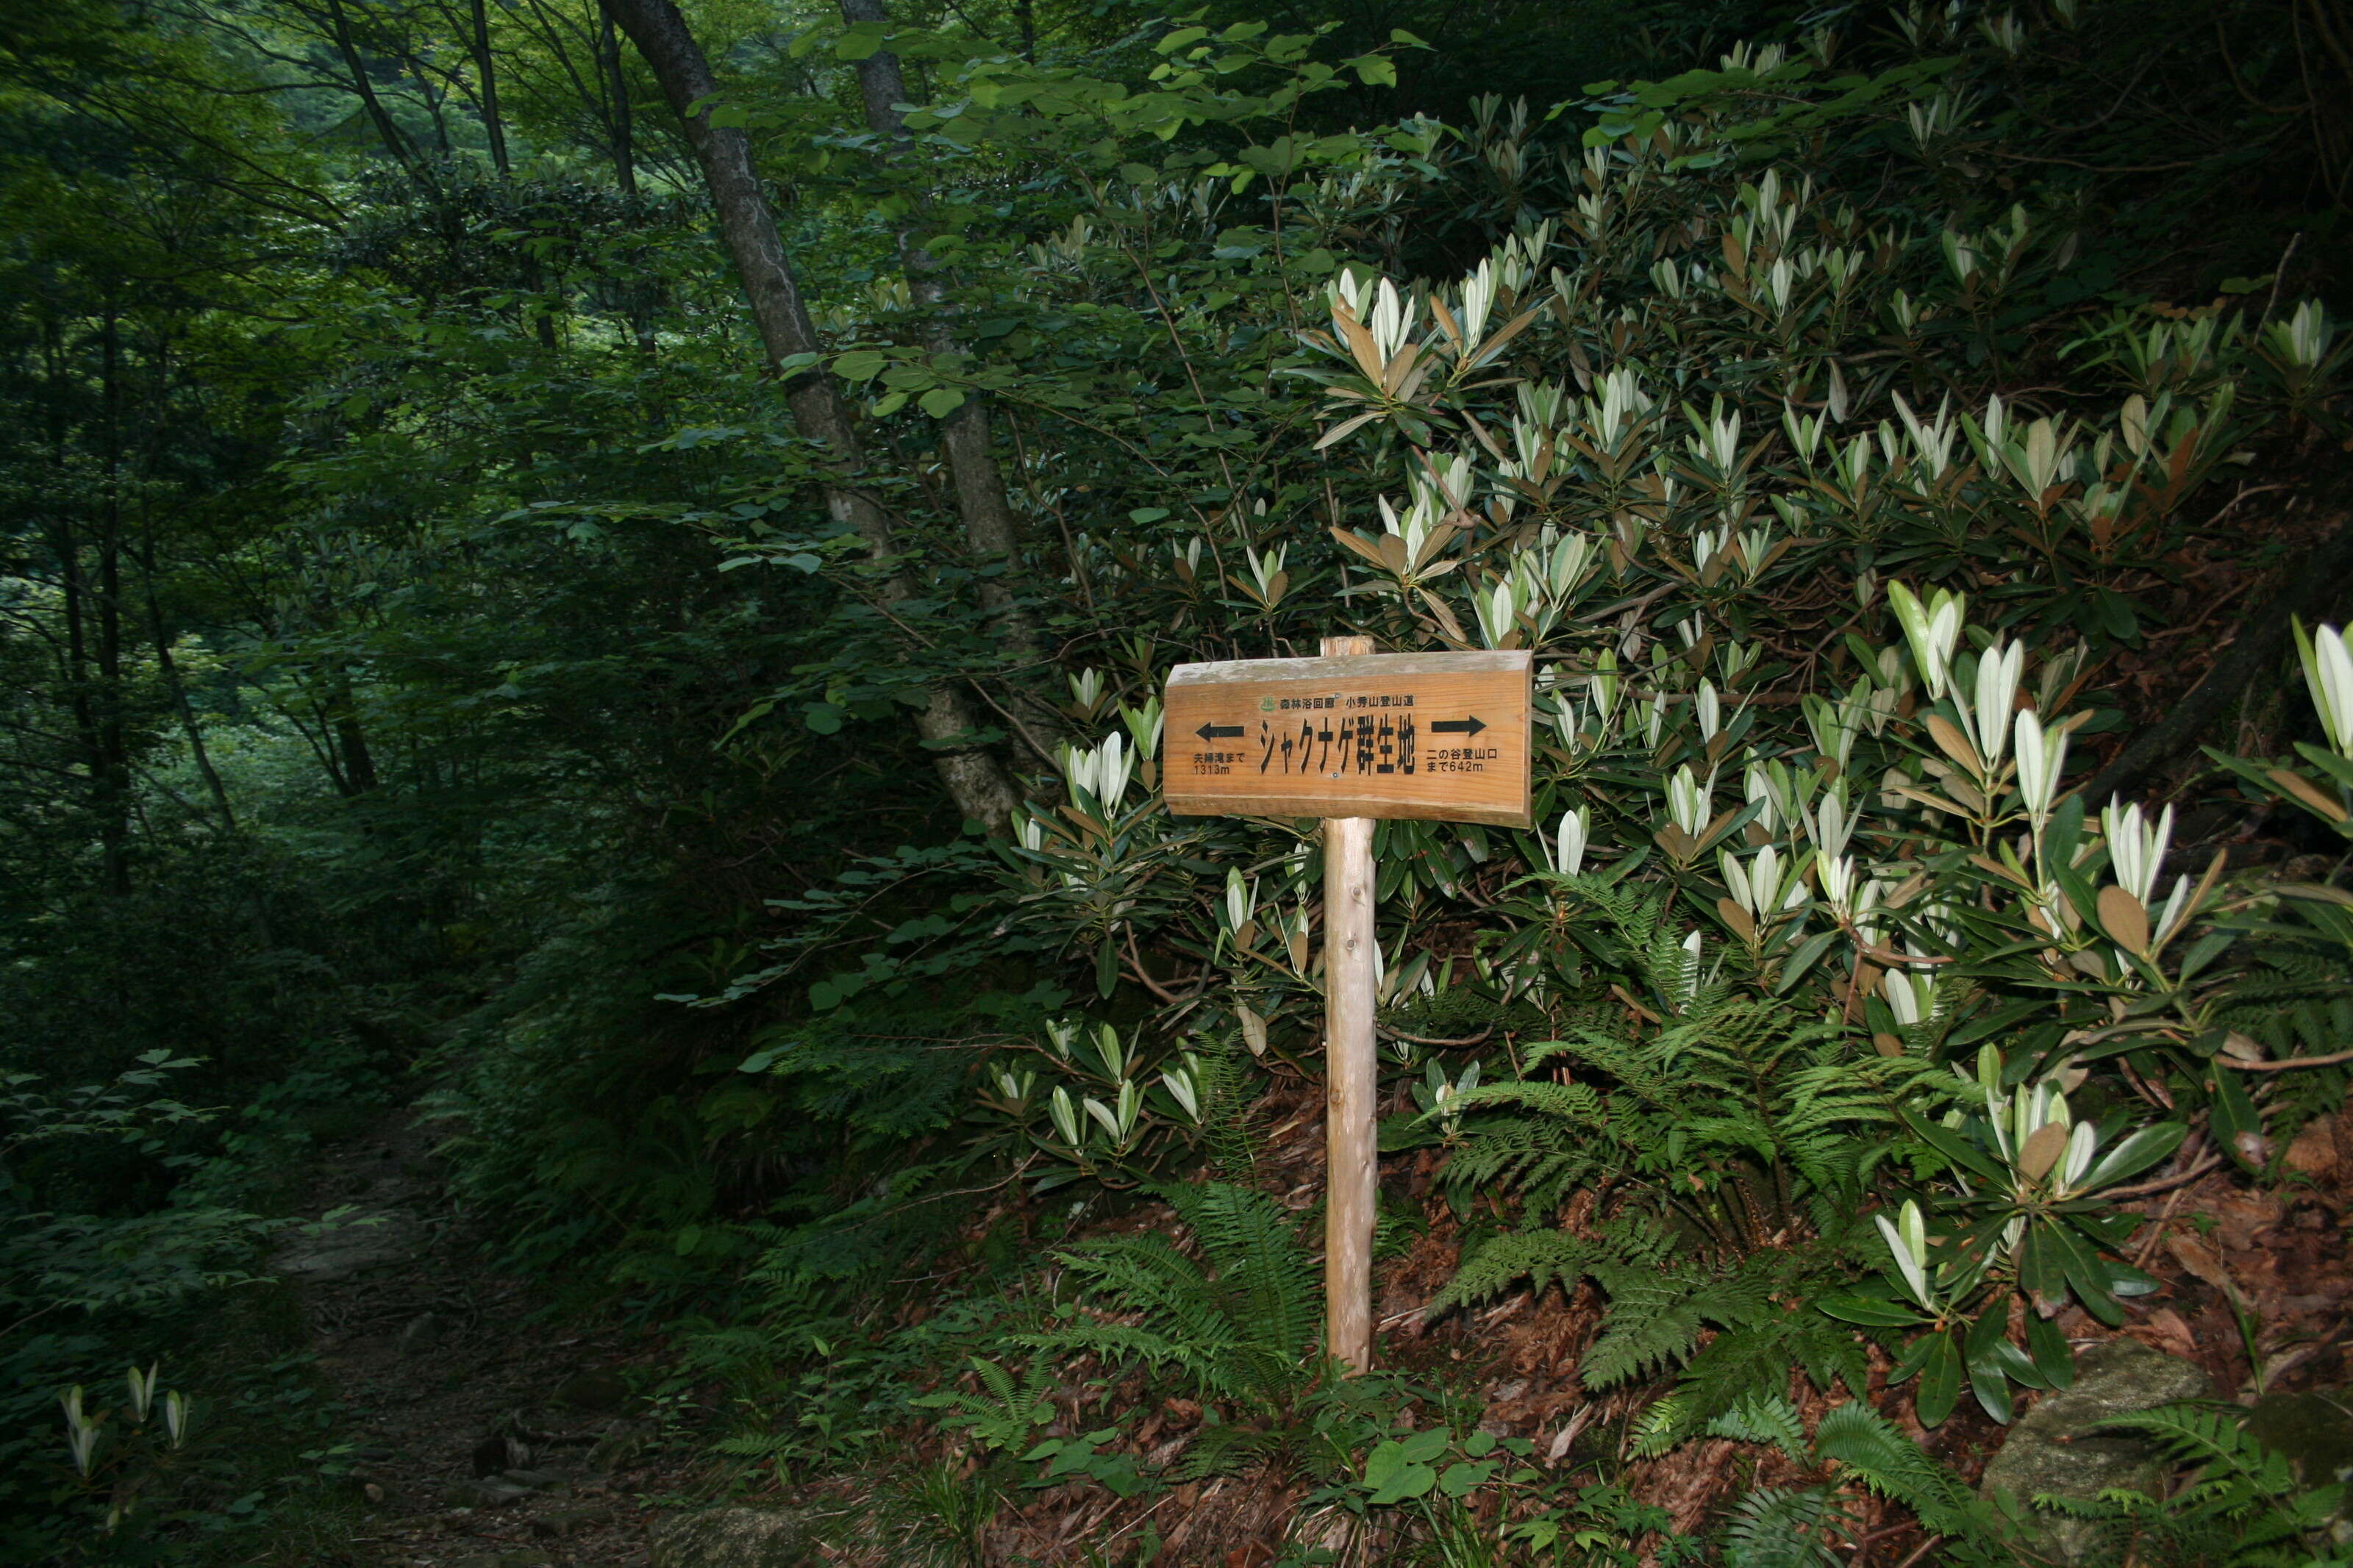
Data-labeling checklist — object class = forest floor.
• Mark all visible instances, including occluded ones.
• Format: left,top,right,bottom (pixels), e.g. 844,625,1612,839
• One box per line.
263,1110,699,1568
799,1072,2353,1565
251,1077,2353,1568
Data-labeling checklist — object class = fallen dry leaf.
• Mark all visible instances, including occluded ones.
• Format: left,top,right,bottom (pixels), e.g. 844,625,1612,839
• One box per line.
2166,1229,2235,1293
2285,1117,2340,1179
2138,1307,2201,1360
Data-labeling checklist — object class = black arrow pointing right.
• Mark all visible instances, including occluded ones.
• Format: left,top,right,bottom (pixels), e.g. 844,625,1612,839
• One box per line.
1429,715,1487,736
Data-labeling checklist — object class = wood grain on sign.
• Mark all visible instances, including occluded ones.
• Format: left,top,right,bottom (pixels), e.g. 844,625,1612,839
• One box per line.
1163,650,1533,827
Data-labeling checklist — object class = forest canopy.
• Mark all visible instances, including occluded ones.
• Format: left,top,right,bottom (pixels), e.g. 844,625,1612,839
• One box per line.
4,0,2352,1563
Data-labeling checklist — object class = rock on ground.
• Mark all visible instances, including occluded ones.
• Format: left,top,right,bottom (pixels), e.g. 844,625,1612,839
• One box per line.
649,1506,816,1568
1979,1337,2211,1562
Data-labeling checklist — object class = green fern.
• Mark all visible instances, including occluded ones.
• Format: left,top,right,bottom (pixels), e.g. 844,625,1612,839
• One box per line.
911,1356,1057,1454
1190,1035,1268,1179
1705,1393,1810,1463
1426,1231,1604,1314
1032,1181,1321,1406
1709,1403,1988,1565
2057,1400,2340,1561
1810,1402,1981,1536
1720,1487,1839,1568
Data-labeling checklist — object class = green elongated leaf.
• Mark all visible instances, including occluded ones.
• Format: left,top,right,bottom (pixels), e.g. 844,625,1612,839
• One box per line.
2042,1221,2124,1326
1901,1112,2005,1181
2174,930,2236,982
1915,1331,1963,1427
2049,859,2104,948
1945,1000,2046,1047
1774,928,1840,992
2095,1252,2162,1298
2025,1312,2074,1389
918,387,967,418
833,348,888,380
1988,1335,2046,1391
1890,1331,1936,1386
2209,1069,2264,1169
2017,1228,2065,1314
2042,792,2085,870
1817,1291,1925,1327
1965,1300,2014,1422
2073,1122,2186,1192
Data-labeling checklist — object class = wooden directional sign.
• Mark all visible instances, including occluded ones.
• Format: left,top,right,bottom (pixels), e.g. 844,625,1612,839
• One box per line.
1163,640,1534,1375
1163,649,1534,828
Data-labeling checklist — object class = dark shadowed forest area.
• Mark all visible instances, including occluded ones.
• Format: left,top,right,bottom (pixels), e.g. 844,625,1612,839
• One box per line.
7,0,2353,1563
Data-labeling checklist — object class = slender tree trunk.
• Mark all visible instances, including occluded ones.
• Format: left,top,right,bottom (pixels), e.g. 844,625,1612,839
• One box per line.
600,3,658,356
599,2,637,195
328,670,380,795
468,0,513,176
838,0,1060,749
132,334,238,837
40,318,113,879
602,0,1021,824
141,553,237,834
326,0,418,171
96,308,131,894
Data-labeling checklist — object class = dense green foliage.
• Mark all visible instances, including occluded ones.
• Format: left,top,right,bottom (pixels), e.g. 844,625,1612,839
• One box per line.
4,0,2352,1561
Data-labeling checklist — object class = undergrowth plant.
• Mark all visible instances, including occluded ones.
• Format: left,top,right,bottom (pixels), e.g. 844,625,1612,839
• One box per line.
2045,1403,2353,1568
899,10,2353,1556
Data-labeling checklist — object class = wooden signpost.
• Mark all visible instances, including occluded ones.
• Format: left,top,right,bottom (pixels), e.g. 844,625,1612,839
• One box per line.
1163,640,1534,1372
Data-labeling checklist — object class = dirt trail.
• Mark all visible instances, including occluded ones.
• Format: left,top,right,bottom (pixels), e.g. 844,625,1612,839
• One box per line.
270,1111,695,1568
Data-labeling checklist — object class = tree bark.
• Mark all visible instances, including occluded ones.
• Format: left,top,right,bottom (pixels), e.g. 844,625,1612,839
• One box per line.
325,0,419,171
95,307,131,894
467,0,512,176
598,1,636,195
601,0,1021,826
327,669,380,796
838,0,1060,748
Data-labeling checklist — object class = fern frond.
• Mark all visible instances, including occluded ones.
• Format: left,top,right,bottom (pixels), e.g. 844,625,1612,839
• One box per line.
1429,1231,1599,1314
1704,1393,1810,1463
1578,1275,1710,1388
1038,1182,1320,1403
2090,1402,2296,1494
1720,1487,1839,1568
1810,1402,1977,1535
1629,1395,1687,1457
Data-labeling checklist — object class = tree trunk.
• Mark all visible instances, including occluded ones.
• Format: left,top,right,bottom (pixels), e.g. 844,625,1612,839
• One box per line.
838,0,1060,750
326,0,418,171
95,307,131,894
133,336,238,837
468,0,513,176
602,0,1021,825
599,2,637,195
596,1,658,356
144,572,238,834
327,669,380,795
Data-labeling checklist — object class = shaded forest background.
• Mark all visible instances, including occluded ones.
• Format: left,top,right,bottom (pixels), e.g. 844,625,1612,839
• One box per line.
5,0,2353,1561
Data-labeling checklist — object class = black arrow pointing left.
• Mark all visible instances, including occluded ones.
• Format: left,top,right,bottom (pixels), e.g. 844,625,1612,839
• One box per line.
1195,722,1244,740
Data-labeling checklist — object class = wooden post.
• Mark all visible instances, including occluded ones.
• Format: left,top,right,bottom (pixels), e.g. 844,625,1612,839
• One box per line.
1320,633,1378,1373
1160,637,1530,1374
